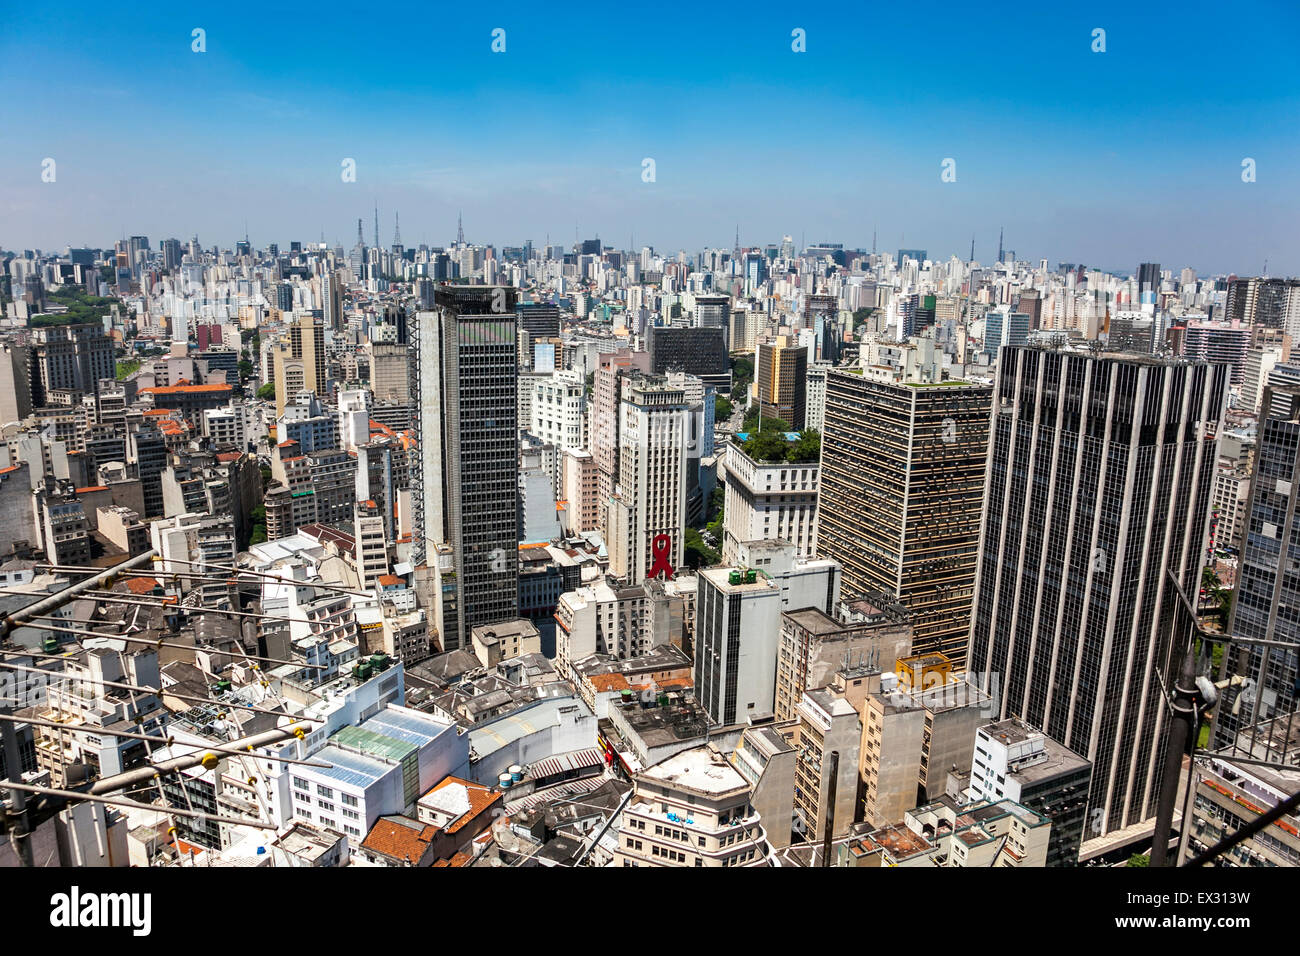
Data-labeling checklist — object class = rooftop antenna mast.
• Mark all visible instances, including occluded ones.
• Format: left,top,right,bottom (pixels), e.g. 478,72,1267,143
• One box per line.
457,211,465,247
373,204,380,250
393,212,401,249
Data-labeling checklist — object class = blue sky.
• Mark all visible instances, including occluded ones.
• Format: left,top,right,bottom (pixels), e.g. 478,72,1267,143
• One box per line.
3,1,1298,275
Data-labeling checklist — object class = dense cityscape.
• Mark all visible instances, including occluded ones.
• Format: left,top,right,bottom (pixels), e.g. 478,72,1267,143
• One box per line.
0,227,1295,882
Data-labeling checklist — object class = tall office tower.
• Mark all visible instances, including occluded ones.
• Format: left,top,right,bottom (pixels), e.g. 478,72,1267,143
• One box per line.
1182,321,1251,386
755,335,807,428
1015,289,1043,331
29,325,116,405
275,283,294,312
693,294,731,349
369,343,411,403
803,293,838,331
1225,277,1300,330
271,312,327,416
608,376,689,584
983,311,1030,359
647,327,730,392
1240,344,1288,414
590,352,635,534
1217,381,1300,749
805,365,829,432
161,238,182,271
348,219,366,281
516,302,561,340
817,366,991,666
411,286,519,650
128,236,150,277
321,270,344,332
1137,262,1161,305
968,347,1227,835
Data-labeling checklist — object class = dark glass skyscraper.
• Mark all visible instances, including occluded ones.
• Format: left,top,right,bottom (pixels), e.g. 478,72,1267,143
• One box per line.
1217,382,1300,751
968,347,1227,835
412,285,519,650
818,368,991,666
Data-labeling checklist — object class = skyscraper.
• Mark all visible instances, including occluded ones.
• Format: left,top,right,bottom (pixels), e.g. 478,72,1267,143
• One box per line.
412,286,519,650
1217,381,1300,748
968,346,1227,835
321,270,344,333
1136,262,1161,305
271,312,326,416
607,376,689,584
817,366,991,666
755,335,808,429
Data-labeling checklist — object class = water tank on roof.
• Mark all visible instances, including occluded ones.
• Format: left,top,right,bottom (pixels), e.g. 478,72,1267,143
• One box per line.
509,765,523,782
498,773,513,789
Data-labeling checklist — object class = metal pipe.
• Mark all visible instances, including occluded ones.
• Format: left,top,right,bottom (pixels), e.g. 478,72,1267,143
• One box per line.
0,779,278,831
0,660,321,723
1152,643,1199,866
11,619,325,671
89,723,318,794
0,714,330,770
0,549,158,639
1184,786,1300,868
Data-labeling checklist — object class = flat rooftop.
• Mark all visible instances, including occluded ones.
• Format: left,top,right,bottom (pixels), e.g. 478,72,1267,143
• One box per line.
641,746,750,797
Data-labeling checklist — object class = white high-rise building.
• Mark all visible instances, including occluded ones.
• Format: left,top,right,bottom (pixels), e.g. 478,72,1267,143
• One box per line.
529,369,587,452
722,442,819,563
608,377,689,583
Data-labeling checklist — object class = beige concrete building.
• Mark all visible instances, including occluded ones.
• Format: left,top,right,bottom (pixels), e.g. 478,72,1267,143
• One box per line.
614,745,771,867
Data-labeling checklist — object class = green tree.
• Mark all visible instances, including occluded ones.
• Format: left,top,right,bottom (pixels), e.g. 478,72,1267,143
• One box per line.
745,426,791,464
1126,853,1149,868
238,359,254,380
714,395,733,420
786,428,821,463
684,527,719,569
256,382,275,400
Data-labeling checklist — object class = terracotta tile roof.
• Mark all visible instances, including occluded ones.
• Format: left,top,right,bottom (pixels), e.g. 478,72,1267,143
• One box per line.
125,576,161,594
588,673,631,693
215,452,241,462
432,850,473,867
141,383,233,395
377,574,402,587
422,776,501,834
360,816,436,863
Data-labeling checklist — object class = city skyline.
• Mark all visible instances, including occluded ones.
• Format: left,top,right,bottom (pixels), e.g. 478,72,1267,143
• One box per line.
3,2,1300,274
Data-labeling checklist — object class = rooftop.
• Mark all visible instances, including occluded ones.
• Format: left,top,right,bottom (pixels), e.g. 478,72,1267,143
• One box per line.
640,745,750,797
